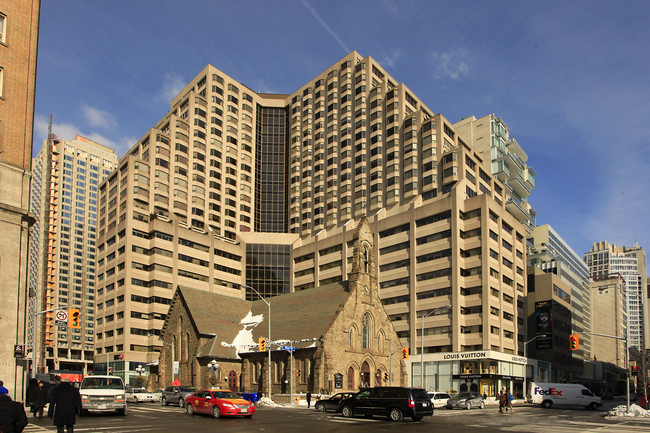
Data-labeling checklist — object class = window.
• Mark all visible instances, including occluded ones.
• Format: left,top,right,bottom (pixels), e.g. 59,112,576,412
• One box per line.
0,13,5,44
362,313,371,349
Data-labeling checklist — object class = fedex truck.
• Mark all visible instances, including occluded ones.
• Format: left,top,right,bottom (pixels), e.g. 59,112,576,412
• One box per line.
529,382,602,410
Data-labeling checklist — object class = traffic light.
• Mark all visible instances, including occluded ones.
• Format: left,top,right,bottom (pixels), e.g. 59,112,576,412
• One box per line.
402,348,409,359
384,372,389,381
569,334,579,351
296,369,301,377
68,308,81,329
631,365,639,376
258,337,267,352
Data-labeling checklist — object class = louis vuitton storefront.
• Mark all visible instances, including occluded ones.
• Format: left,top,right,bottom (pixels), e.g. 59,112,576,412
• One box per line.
410,350,549,398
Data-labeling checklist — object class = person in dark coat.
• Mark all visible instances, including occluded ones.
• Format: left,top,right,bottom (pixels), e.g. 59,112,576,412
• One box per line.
26,378,38,416
0,388,28,433
31,381,49,419
50,379,81,433
306,390,312,408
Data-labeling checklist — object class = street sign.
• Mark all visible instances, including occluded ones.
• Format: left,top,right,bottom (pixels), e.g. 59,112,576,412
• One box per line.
282,345,295,351
55,310,68,321
55,320,67,328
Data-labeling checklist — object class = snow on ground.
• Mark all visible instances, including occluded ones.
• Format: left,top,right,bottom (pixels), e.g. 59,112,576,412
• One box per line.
607,404,650,418
256,397,280,407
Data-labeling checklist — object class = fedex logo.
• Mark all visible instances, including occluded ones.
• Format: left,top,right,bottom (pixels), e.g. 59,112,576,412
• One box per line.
533,387,563,396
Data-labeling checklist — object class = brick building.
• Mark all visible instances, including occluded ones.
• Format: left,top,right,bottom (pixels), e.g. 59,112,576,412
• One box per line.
155,219,406,395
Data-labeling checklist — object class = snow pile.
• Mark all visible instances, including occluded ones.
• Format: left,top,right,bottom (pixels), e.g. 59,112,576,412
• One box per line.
221,310,265,358
607,404,650,418
256,397,279,407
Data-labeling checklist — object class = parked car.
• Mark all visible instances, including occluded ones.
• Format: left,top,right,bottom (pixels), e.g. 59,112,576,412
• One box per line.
185,389,255,418
151,389,164,402
314,392,356,412
445,392,485,410
126,388,156,403
161,386,197,407
339,387,433,421
428,392,452,408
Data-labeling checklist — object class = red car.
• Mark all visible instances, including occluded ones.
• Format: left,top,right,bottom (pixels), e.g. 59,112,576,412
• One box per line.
185,389,255,418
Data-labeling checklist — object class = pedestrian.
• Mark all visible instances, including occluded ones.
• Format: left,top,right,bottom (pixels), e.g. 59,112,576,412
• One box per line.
0,386,28,433
306,390,312,408
31,381,49,419
26,378,38,416
49,378,81,433
505,388,513,413
498,389,506,413
0,380,9,396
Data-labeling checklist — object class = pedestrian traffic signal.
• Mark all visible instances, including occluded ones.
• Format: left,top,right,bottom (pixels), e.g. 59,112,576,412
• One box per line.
68,308,81,329
258,337,267,352
569,334,579,350
402,348,409,359
631,365,638,376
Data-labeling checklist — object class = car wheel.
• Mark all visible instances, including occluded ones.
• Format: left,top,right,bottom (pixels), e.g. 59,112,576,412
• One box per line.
542,400,553,409
389,408,403,422
315,402,324,412
587,403,597,411
178,398,184,408
479,401,485,409
341,405,353,418
466,402,472,410
186,404,194,415
162,396,168,406
212,406,221,419
117,407,127,416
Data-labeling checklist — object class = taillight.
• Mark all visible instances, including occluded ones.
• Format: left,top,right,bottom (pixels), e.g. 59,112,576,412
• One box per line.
408,399,415,407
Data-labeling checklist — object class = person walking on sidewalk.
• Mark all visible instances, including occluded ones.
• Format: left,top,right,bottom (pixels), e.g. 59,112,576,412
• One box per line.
49,379,81,433
306,390,312,408
0,386,28,433
498,389,506,413
31,381,48,419
505,389,513,413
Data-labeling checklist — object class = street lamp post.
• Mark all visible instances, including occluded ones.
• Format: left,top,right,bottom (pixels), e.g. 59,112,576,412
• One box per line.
243,284,271,401
420,304,451,390
135,364,145,387
523,334,547,402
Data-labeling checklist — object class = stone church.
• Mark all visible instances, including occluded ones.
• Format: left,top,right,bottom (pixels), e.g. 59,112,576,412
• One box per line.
154,218,407,396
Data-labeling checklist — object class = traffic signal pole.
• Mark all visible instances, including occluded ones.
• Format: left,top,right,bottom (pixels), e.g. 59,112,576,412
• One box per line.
30,306,71,379
580,331,630,413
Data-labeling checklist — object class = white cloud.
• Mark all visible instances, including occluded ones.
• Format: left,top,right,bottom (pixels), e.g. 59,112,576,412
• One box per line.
432,51,469,80
158,73,187,102
33,114,132,158
375,49,402,68
81,104,117,129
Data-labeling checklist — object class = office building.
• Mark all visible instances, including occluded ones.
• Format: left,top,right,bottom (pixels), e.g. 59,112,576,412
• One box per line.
585,242,647,351
94,52,528,396
0,0,40,399
453,114,536,231
28,135,118,374
589,274,626,368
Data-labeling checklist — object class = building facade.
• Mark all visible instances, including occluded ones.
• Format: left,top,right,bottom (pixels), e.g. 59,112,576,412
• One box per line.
0,0,40,399
453,114,536,231
28,135,117,374
584,242,647,351
94,52,528,393
589,274,626,368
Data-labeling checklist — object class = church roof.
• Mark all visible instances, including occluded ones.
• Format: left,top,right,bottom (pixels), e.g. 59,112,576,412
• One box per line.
172,280,351,359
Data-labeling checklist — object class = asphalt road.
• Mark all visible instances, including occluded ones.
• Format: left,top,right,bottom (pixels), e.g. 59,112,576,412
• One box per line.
21,400,649,433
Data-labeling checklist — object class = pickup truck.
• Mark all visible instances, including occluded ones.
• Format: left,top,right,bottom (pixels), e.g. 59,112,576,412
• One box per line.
79,375,127,415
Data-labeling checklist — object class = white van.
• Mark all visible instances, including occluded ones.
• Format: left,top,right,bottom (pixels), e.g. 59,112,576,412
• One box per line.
79,375,127,415
529,382,602,410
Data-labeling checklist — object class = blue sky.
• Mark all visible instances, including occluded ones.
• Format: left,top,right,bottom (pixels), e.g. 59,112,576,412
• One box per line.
33,0,650,259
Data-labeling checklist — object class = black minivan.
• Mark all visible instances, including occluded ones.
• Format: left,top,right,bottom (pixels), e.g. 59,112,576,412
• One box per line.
338,387,433,421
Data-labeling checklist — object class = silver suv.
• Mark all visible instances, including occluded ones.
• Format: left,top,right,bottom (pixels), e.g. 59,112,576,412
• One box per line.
161,386,197,407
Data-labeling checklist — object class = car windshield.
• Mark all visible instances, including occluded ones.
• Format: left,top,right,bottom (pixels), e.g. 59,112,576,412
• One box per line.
211,391,240,399
81,378,124,390
178,387,197,392
454,392,473,399
133,389,146,393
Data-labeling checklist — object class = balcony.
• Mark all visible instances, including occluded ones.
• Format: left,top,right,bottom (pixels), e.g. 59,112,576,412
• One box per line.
505,196,530,222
